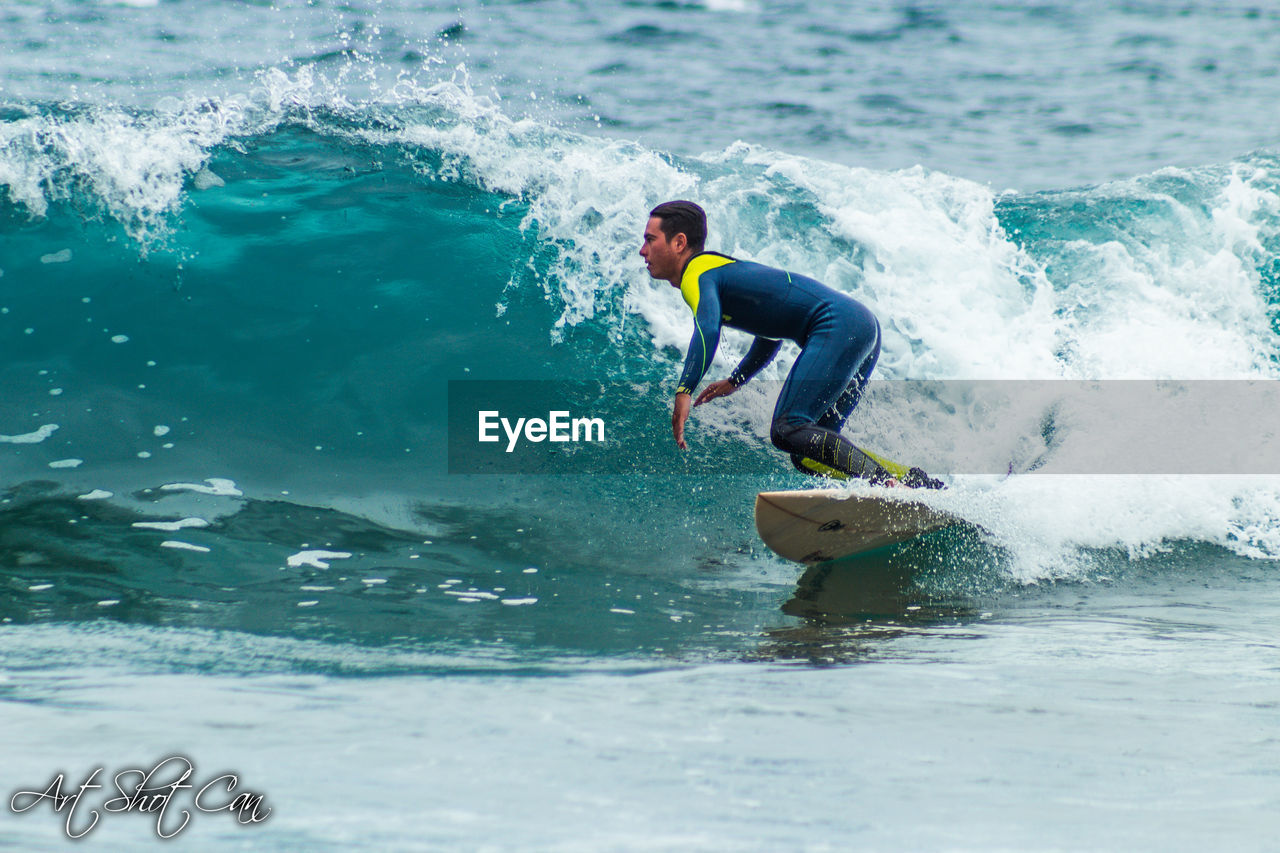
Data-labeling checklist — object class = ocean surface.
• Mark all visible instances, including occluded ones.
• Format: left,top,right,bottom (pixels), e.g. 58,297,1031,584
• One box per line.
3,1,1280,849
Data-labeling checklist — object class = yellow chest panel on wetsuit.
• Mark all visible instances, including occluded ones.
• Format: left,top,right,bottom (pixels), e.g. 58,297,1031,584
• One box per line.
679,253,736,316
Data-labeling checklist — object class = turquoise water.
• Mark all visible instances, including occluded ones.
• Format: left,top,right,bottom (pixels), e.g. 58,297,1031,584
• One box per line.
4,2,1280,849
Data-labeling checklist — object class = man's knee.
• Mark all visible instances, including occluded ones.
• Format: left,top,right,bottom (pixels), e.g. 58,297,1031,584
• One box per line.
769,418,808,453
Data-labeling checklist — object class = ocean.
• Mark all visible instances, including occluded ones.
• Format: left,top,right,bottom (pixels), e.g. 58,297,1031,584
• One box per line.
2,1,1279,849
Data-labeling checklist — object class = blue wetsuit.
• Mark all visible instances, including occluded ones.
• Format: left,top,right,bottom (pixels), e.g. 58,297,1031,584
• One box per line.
675,251,898,481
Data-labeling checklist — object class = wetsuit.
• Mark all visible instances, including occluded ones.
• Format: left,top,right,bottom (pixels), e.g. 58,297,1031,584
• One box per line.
676,251,940,487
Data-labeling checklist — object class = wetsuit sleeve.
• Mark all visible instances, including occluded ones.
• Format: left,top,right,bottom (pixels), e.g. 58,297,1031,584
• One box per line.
728,337,782,386
675,276,722,395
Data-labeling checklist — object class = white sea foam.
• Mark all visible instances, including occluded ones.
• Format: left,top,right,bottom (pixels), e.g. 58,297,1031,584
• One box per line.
1040,167,1279,380
286,550,352,569
132,517,210,531
160,478,242,497
702,0,759,10
161,540,211,553
0,92,259,243
922,474,1280,579
0,424,59,444
444,589,498,600
192,167,225,189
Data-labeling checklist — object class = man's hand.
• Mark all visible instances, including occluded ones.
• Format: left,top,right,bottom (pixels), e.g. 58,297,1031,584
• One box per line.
672,393,692,449
694,378,737,407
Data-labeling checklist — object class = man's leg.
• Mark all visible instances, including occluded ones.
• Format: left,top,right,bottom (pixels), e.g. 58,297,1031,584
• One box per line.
771,310,944,488
817,319,880,433
769,304,892,481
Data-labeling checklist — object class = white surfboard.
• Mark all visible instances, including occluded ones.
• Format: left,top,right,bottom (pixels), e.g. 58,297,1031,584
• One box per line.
755,488,961,564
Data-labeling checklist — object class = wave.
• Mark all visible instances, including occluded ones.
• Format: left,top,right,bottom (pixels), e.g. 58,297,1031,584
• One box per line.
5,69,1278,371
4,67,1280,591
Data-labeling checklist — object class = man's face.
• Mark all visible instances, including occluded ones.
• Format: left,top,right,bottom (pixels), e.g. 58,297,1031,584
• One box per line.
640,216,685,284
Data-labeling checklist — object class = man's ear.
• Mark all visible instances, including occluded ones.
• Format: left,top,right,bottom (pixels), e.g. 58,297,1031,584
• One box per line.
671,232,688,253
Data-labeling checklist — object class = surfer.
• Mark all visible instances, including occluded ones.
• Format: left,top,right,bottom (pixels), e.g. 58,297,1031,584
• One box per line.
641,200,942,488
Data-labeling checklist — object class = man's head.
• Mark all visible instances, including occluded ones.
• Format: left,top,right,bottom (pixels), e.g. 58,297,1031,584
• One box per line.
641,200,706,285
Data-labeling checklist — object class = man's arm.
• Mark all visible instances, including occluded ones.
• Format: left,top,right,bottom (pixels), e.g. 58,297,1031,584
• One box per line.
672,392,691,450
674,280,722,398
672,276,722,448
728,336,782,387
692,336,782,407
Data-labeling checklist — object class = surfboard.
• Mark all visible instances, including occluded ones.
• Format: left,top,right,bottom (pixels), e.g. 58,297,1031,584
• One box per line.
755,488,961,564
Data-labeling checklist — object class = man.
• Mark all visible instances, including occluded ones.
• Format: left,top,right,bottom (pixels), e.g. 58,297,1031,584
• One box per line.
640,200,942,488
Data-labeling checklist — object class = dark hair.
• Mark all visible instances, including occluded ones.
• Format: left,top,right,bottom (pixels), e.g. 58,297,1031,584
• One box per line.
649,200,707,253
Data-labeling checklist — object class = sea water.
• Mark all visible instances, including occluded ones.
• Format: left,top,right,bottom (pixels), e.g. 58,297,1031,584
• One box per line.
2,1,1279,849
